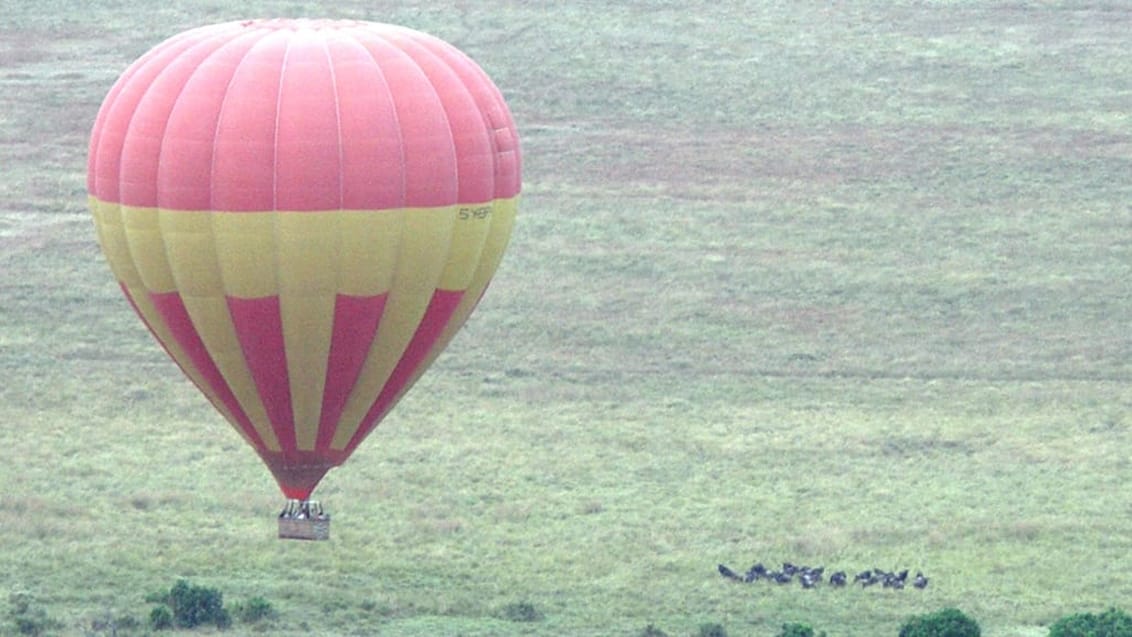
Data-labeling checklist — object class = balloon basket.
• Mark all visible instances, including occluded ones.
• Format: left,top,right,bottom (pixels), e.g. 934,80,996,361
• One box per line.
278,500,330,541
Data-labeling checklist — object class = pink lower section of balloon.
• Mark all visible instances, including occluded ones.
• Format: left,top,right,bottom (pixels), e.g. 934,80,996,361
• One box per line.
120,283,465,499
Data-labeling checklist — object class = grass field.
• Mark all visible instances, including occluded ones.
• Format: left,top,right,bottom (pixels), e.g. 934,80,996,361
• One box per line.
2,1,1131,635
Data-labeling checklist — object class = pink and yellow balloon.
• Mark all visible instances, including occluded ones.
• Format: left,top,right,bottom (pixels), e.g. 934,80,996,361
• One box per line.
87,19,520,501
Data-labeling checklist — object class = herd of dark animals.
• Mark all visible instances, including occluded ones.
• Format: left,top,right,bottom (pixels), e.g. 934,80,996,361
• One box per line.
717,562,929,590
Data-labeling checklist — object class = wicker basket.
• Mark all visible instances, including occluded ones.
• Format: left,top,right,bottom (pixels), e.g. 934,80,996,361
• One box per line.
278,500,330,540
278,516,330,541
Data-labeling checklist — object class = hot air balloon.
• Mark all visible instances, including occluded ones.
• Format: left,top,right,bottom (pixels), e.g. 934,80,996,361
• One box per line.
87,19,520,539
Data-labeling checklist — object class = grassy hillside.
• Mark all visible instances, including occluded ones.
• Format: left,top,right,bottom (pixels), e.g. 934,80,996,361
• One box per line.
1,1,1129,635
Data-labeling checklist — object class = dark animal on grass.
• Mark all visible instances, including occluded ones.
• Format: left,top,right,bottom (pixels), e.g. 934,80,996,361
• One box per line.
744,563,767,582
800,571,820,588
884,575,905,589
718,564,741,581
714,560,930,592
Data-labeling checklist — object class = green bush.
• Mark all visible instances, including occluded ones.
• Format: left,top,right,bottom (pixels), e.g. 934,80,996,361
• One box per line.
638,624,669,637
899,608,981,637
697,622,727,637
149,579,231,629
233,596,277,624
1048,607,1132,637
779,622,827,637
500,600,543,622
149,605,173,631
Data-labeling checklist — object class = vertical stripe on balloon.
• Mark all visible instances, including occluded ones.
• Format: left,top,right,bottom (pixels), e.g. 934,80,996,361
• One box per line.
344,289,464,454
227,296,297,453
317,293,388,451
149,291,276,450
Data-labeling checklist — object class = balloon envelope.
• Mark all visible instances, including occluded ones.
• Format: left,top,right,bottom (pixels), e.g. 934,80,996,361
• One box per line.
87,19,521,499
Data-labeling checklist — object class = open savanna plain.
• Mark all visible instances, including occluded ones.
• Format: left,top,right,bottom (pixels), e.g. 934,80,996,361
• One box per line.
2,1,1130,635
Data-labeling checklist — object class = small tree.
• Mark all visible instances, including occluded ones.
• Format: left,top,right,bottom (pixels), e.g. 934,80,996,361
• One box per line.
1048,607,1132,637
899,607,980,637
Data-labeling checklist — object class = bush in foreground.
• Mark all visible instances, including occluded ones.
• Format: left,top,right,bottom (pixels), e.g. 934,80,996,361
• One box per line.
1048,607,1132,637
232,596,277,624
148,580,231,630
779,622,827,637
899,607,980,637
149,605,173,631
499,600,543,623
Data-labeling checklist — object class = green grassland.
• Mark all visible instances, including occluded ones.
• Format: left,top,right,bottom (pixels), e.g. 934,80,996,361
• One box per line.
2,1,1130,635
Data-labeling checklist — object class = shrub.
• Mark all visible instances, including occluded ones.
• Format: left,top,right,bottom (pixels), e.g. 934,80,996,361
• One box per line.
779,622,827,637
149,605,173,631
638,624,669,637
500,600,543,622
233,596,277,624
149,579,231,629
698,622,727,637
1048,607,1132,637
900,607,981,637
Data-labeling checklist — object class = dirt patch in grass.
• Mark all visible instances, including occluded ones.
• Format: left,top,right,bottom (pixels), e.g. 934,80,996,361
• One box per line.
0,30,54,68
525,122,928,199
526,119,1132,204
0,20,108,68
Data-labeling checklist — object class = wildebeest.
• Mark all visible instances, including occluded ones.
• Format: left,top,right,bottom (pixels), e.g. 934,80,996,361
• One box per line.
718,564,741,581
913,572,929,589
716,561,929,591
